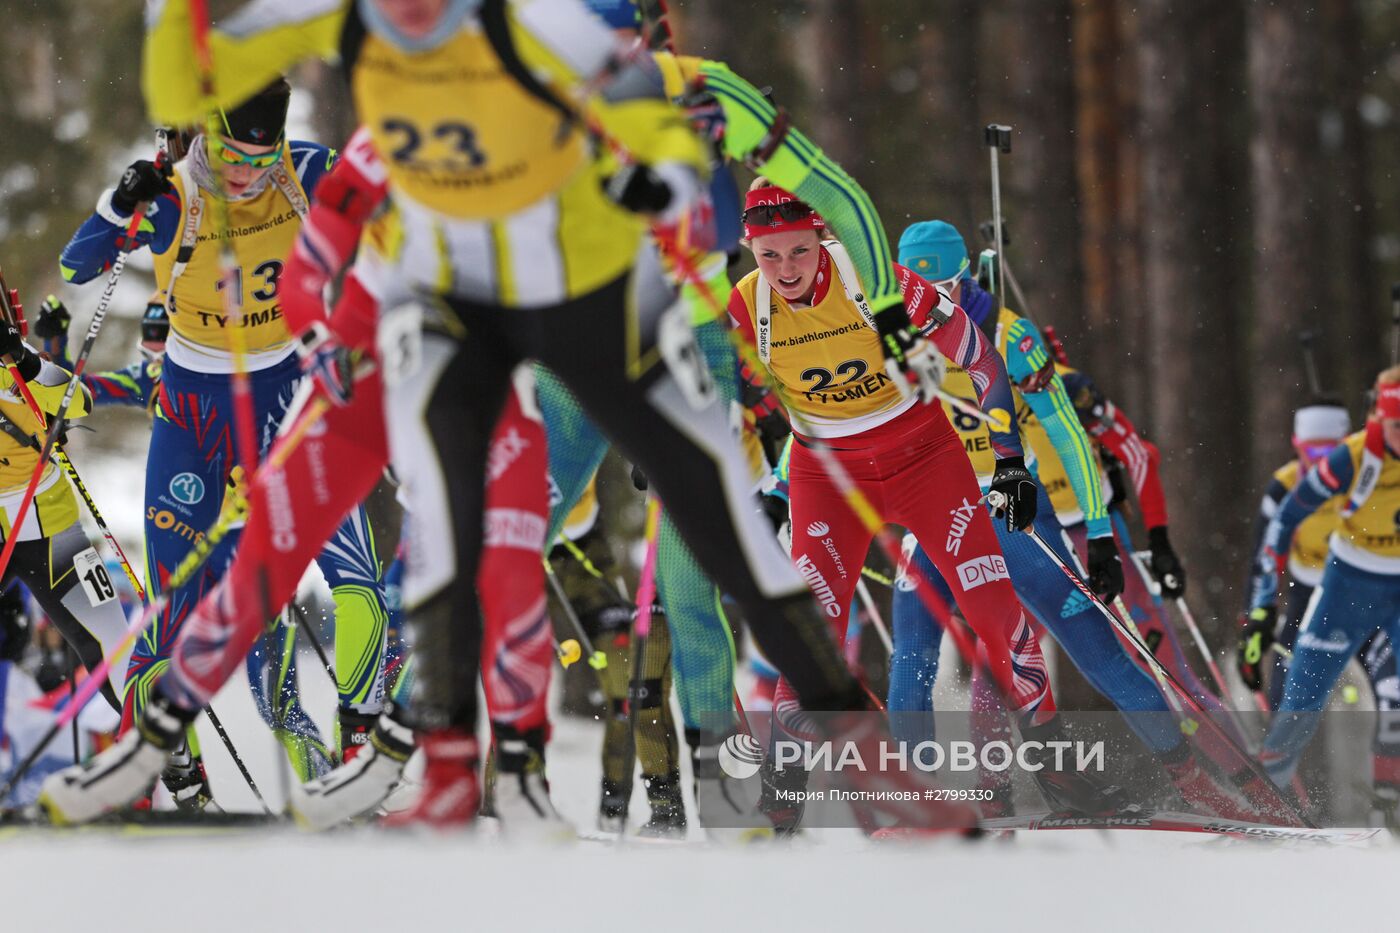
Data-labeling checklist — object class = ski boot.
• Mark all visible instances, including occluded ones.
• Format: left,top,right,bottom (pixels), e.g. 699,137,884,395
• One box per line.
687,729,770,841
1020,718,1126,815
598,777,628,833
758,752,809,836
338,709,378,764
1162,748,1259,822
1229,766,1306,825
490,725,570,839
290,706,415,831
39,692,193,825
1368,782,1400,832
637,770,686,839
381,729,481,829
162,740,218,813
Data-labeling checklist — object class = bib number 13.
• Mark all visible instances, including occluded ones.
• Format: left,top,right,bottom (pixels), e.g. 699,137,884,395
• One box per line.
73,547,117,607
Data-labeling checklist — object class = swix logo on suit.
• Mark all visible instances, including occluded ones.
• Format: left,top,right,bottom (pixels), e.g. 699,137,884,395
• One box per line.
945,498,978,555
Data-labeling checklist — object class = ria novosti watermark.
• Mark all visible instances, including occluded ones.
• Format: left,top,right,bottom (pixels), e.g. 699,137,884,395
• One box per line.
717,733,1105,780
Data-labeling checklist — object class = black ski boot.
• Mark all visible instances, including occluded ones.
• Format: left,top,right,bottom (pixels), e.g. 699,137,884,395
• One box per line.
638,770,686,838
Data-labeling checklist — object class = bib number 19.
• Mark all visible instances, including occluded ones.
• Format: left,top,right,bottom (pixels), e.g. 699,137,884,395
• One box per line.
74,547,117,607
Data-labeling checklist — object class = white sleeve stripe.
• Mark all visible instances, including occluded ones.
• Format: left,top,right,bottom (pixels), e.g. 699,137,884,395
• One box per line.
512,0,614,80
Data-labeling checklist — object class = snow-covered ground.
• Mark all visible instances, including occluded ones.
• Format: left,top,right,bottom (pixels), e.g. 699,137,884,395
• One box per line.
2,651,1395,933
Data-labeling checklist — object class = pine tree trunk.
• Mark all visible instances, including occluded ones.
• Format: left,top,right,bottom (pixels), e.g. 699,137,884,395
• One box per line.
1137,0,1250,620
1247,2,1326,472
997,0,1083,339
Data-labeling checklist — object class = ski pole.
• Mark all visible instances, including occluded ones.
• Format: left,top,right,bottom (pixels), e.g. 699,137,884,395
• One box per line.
0,281,148,600
288,601,337,694
1299,331,1323,397
68,646,79,765
620,497,663,826
854,578,892,655
543,561,608,671
860,565,894,588
1003,500,1313,827
1122,546,1253,738
984,124,1012,304
203,704,273,815
1172,596,1257,745
188,0,260,485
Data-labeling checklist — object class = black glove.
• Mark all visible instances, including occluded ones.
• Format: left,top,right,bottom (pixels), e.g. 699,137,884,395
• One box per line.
1086,535,1124,601
603,163,673,216
989,456,1038,531
111,158,173,215
1147,525,1186,599
630,464,648,491
0,322,39,381
1237,606,1276,692
34,296,71,341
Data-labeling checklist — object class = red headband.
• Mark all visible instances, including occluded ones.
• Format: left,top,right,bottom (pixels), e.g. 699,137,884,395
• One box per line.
1378,380,1400,419
743,186,824,240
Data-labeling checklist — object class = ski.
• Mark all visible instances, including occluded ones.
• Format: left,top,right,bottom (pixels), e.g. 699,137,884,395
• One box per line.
977,809,1381,844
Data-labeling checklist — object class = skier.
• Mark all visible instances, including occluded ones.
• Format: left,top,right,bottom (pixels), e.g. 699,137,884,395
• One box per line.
547,474,686,835
886,220,1256,820
1240,399,1399,820
124,0,979,834
1248,367,1400,798
55,78,390,798
730,182,1115,813
1239,400,1353,704
0,292,131,713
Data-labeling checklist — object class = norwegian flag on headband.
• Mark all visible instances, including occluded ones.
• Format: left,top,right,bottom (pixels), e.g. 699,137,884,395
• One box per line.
742,186,825,239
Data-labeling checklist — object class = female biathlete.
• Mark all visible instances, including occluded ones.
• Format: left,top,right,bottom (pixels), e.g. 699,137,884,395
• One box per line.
730,182,1113,813
55,80,390,799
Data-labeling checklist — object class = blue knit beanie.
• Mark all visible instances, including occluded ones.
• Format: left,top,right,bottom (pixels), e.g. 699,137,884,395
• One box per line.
898,221,971,283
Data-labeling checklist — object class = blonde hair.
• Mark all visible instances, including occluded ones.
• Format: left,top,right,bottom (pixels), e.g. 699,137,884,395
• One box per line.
1379,365,1400,386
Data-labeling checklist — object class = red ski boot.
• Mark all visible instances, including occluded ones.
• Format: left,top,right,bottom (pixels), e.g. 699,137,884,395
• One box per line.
381,730,482,829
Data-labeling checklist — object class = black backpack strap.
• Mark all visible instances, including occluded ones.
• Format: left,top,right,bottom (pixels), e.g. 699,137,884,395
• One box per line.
479,0,577,139
338,4,368,87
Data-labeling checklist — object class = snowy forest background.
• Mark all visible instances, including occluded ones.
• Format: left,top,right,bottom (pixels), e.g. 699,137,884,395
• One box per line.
1,0,1398,680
